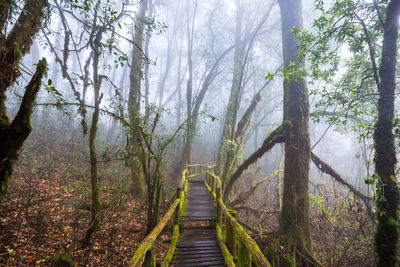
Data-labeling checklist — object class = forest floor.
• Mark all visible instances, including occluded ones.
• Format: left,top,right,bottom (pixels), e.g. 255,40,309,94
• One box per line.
0,148,172,266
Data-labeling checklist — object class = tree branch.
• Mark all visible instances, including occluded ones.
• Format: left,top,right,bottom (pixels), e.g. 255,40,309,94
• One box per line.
310,152,374,221
223,122,289,200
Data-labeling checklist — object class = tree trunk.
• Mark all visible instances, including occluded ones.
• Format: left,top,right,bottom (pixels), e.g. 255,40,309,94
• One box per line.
83,29,104,245
216,1,274,186
373,1,400,265
216,0,244,178
278,0,314,264
0,60,48,201
128,0,147,197
0,0,48,202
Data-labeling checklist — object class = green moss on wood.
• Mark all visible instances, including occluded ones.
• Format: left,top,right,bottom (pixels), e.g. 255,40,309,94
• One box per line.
130,199,180,266
161,224,179,266
206,171,271,267
216,224,235,267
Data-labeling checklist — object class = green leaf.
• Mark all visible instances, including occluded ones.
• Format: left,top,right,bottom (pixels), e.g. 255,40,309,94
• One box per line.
264,72,275,80
208,115,218,122
388,217,400,229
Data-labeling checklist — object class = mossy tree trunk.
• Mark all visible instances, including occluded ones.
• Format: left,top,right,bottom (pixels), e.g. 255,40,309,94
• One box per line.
278,0,314,264
83,25,105,246
216,2,275,193
216,0,244,179
0,0,48,202
373,1,400,266
128,0,147,198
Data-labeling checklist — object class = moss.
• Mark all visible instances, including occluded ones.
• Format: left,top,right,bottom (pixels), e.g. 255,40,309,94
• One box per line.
237,239,251,266
143,246,156,267
0,58,47,203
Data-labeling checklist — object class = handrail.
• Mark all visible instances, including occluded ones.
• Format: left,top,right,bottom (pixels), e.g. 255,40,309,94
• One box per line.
186,163,210,175
206,170,272,267
130,166,203,267
130,199,180,266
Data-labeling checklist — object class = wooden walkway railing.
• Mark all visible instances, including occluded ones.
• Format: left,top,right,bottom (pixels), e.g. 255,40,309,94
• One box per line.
130,164,208,266
130,164,271,267
206,169,271,267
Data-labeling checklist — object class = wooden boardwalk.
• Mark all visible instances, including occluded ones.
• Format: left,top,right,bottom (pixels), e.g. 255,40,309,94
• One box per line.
171,174,224,266
131,166,271,266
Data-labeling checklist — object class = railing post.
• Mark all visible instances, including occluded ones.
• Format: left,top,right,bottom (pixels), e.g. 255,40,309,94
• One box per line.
227,210,237,262
175,187,182,224
184,172,188,192
143,246,156,267
237,239,251,267
216,187,222,226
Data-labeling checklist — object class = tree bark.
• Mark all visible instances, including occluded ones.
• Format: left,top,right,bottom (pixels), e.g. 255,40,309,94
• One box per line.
373,1,400,265
0,59,48,201
128,0,147,197
0,0,48,201
83,27,104,245
223,123,287,201
216,0,245,178
278,0,315,264
216,1,275,186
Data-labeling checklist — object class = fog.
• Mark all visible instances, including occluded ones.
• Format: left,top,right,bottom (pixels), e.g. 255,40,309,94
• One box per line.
1,0,381,265
7,0,371,192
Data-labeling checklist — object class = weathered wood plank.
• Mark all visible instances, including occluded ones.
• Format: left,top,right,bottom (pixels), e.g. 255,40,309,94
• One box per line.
171,175,225,266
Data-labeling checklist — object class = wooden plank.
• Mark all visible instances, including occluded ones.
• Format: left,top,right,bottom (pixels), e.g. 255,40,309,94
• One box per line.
174,251,222,257
171,260,225,266
170,175,226,267
173,256,224,264
174,247,220,252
